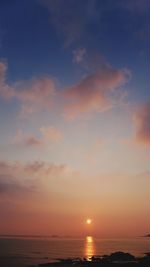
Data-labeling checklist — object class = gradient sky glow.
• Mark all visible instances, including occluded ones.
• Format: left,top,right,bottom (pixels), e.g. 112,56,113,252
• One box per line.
0,0,150,238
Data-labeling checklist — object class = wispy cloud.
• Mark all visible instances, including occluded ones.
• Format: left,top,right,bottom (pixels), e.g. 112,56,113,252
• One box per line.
0,160,69,187
0,174,34,195
40,126,62,142
0,61,15,99
0,61,6,83
40,0,100,46
133,102,150,145
14,77,55,108
0,61,56,117
73,48,86,64
12,126,63,148
12,129,43,147
0,160,70,194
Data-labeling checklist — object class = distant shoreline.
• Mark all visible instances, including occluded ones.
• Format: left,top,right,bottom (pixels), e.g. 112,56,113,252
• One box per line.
0,234,149,239
143,234,150,237
0,234,62,239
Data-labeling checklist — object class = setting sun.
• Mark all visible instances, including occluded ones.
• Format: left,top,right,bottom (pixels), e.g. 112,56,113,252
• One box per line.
86,219,92,225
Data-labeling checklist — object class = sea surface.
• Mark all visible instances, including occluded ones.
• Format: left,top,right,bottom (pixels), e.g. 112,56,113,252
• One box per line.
0,236,150,267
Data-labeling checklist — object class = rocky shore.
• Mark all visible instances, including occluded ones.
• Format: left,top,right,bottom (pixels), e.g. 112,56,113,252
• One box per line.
30,251,150,267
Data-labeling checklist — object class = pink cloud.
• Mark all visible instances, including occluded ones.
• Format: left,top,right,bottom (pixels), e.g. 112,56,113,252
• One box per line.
0,160,69,182
0,60,130,120
12,126,62,148
25,136,43,147
14,77,55,108
13,77,55,118
0,61,56,116
133,102,150,145
12,129,43,147
63,65,129,118
40,126,62,142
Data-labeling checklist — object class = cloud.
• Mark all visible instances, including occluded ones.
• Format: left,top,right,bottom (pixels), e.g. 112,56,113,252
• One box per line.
0,61,56,117
118,0,150,44
0,61,15,99
14,77,55,108
0,161,41,196
0,160,70,192
0,160,72,226
40,126,62,142
25,136,43,147
73,48,86,64
40,0,100,46
13,76,56,118
63,64,130,118
12,126,62,147
0,174,32,195
0,60,130,120
0,61,6,83
23,161,68,178
12,129,43,147
133,102,150,145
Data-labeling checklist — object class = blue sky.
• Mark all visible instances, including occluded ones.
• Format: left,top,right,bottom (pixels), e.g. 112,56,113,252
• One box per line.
0,1,149,86
0,0,150,168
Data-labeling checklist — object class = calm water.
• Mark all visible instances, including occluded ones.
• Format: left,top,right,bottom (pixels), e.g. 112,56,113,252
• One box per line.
0,237,150,267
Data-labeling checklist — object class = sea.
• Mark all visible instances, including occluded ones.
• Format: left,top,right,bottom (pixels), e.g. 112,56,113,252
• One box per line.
0,236,150,267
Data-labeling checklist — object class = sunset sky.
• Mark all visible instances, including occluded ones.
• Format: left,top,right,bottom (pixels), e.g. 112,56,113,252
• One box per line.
0,0,150,238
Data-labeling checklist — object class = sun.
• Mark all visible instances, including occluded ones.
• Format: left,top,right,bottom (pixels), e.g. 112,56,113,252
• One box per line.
86,219,92,225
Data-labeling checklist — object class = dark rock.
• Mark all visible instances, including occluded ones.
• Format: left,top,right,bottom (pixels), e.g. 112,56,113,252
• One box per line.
108,251,136,262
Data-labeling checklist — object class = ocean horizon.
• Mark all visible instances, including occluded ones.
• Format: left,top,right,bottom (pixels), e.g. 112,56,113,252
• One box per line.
0,236,150,267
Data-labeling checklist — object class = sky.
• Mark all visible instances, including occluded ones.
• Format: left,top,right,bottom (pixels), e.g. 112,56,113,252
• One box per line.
0,0,150,238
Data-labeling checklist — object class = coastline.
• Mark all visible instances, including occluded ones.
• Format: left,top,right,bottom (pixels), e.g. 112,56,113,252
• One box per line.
29,251,150,267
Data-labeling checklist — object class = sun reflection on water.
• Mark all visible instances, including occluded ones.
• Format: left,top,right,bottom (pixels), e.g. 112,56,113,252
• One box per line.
85,236,95,261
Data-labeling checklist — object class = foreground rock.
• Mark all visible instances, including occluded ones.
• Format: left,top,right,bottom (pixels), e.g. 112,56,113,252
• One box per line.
29,251,150,267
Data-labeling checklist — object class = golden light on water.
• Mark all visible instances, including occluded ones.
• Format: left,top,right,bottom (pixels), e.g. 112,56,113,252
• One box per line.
85,236,95,261
87,236,93,242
